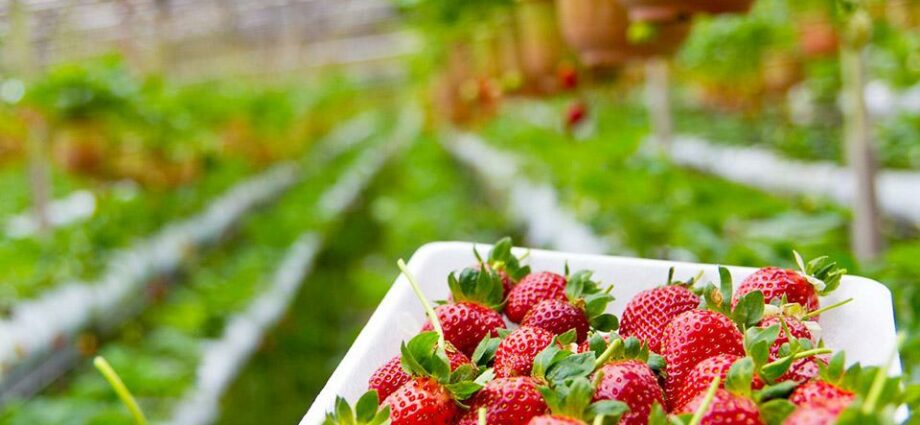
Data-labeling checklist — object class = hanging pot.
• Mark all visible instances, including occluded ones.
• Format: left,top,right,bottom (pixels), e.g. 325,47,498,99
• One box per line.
556,0,631,69
626,19,692,58
797,13,839,58
616,0,753,23
515,0,566,94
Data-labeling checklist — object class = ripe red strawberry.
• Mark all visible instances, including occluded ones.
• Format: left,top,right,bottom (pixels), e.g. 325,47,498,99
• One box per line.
676,388,764,424
593,360,665,425
519,271,617,342
760,316,813,359
528,416,586,425
521,299,589,341
789,381,855,406
671,354,765,412
494,326,555,378
733,253,845,318
783,397,851,425
565,101,588,130
619,280,700,353
421,266,508,355
777,357,824,384
558,64,578,90
382,377,457,425
422,302,505,356
506,272,567,323
661,310,744,402
368,348,471,400
455,377,548,425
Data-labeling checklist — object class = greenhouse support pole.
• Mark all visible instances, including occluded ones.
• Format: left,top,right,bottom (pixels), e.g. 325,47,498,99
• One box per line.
646,58,672,152
24,111,52,235
840,12,883,261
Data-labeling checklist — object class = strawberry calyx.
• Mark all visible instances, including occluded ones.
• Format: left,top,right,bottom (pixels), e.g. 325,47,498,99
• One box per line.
701,267,765,331
531,330,596,386
323,390,390,425
399,332,483,401
470,334,503,368
447,266,506,310
586,334,665,375
666,267,705,290
793,251,847,296
475,237,531,283
564,270,618,332
538,376,630,424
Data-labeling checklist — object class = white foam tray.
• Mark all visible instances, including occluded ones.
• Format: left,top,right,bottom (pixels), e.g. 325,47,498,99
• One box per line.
301,242,901,424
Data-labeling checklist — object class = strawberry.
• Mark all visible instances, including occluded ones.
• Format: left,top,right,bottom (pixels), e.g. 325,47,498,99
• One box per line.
593,360,665,425
564,101,588,130
733,252,845,318
384,377,457,425
421,266,507,355
494,326,555,378
367,348,471,400
531,376,629,425
474,237,531,297
619,269,701,353
759,315,814,360
782,397,851,425
789,381,854,406
777,357,824,384
676,388,764,425
377,262,487,424
323,390,390,425
660,309,744,402
455,377,548,425
506,271,568,323
671,354,766,412
520,270,617,342
558,63,578,90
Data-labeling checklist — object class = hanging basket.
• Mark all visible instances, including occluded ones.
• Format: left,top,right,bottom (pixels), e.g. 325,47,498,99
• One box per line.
616,0,753,23
556,0,631,69
515,0,566,94
626,19,693,58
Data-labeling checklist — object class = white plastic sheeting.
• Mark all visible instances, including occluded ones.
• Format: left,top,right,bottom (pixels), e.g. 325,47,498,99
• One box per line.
166,109,420,425
0,163,299,379
444,132,609,255
5,190,96,238
0,115,380,385
669,136,920,225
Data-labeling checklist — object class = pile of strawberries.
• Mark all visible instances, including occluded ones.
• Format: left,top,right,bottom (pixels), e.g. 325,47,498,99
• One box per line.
324,238,903,425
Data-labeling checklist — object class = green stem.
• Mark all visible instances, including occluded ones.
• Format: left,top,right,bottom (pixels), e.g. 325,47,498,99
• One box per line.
594,338,624,369
803,298,854,319
478,407,487,425
688,377,720,425
94,356,148,425
398,259,445,350
861,333,904,414
763,348,833,370
592,415,605,425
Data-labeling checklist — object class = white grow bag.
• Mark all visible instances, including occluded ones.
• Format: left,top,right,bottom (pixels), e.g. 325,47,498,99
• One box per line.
301,242,902,424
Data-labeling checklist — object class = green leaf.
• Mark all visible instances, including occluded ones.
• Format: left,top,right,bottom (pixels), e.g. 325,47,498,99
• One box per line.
586,333,608,358
400,332,450,380
648,403,670,425
744,325,779,367
731,291,765,329
474,368,495,386
587,400,630,423
471,336,501,367
557,329,578,345
760,356,793,383
532,341,567,380
719,266,734,309
546,352,596,384
591,314,619,332
444,381,482,400
756,381,798,402
759,399,795,425
355,391,380,422
647,353,666,374
725,357,755,398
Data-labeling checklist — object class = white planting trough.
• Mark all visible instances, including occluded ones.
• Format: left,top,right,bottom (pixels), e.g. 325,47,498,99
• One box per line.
301,242,901,424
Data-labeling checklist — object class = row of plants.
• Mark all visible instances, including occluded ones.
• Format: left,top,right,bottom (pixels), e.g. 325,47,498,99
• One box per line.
476,97,919,377
0,120,394,424
217,133,521,424
0,59,370,312
673,0,920,169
